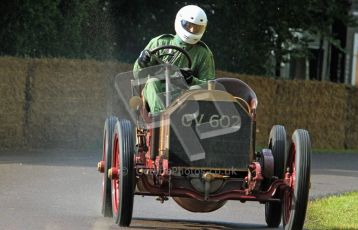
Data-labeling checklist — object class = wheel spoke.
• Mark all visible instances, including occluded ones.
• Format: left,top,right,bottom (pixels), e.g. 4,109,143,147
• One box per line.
112,133,120,215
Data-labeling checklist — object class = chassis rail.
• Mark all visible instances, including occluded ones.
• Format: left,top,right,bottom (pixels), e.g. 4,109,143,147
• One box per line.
136,175,290,202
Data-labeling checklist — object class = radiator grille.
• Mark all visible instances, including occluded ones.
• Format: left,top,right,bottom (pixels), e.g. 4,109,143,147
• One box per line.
168,100,252,169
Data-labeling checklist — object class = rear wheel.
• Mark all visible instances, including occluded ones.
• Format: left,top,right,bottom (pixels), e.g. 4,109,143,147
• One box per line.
265,125,287,227
282,129,311,230
101,116,117,217
111,120,135,227
265,201,282,228
269,125,287,178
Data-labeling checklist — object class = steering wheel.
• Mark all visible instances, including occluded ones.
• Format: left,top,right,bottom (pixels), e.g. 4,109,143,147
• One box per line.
149,45,192,69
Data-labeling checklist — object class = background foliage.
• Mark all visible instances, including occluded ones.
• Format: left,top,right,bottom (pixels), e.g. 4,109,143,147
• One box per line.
0,0,354,76
1,57,358,149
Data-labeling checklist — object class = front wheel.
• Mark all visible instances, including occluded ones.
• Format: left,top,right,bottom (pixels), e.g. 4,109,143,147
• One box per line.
110,120,135,227
282,129,311,230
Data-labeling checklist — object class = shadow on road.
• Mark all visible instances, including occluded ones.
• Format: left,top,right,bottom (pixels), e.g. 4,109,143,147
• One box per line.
130,218,275,230
0,148,99,167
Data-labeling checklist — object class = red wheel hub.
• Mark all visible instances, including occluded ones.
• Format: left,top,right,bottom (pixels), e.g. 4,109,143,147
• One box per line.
97,161,105,173
108,167,119,180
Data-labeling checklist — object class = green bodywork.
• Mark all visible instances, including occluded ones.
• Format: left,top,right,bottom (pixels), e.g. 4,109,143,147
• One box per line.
133,34,215,113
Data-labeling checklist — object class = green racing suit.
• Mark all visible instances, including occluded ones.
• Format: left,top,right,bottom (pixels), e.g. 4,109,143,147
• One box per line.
133,34,215,114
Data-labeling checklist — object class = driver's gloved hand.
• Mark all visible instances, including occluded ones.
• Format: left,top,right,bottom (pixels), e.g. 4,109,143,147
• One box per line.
138,49,151,68
180,68,194,85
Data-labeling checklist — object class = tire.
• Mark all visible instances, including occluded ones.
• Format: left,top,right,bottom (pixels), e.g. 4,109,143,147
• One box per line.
111,119,135,227
269,125,287,179
282,129,311,230
101,116,118,217
265,201,282,228
265,125,287,227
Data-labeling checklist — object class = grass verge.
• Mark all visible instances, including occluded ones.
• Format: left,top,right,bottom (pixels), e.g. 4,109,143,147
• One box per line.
305,191,358,229
313,149,358,154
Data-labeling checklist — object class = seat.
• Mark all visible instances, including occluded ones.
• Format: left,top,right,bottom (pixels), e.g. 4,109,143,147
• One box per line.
215,78,257,106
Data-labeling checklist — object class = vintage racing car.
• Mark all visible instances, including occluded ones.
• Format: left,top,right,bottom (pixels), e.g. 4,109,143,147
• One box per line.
97,45,311,229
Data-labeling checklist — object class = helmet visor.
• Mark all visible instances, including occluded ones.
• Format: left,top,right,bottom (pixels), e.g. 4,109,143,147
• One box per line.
181,20,206,35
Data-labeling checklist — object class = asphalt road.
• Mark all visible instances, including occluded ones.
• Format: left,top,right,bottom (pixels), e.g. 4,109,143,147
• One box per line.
0,149,357,230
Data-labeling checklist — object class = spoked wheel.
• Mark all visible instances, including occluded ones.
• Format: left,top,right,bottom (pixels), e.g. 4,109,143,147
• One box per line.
99,116,117,217
265,125,287,227
110,119,135,227
282,129,311,230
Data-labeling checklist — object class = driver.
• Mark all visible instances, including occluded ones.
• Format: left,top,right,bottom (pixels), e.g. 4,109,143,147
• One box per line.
133,5,215,114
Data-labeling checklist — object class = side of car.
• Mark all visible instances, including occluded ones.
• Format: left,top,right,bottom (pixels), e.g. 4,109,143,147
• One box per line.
97,46,311,229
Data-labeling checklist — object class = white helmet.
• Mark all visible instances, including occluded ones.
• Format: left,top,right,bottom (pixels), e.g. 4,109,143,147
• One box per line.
174,5,207,45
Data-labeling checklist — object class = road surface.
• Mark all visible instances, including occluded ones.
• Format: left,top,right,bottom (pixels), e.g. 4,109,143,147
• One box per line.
0,149,357,230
